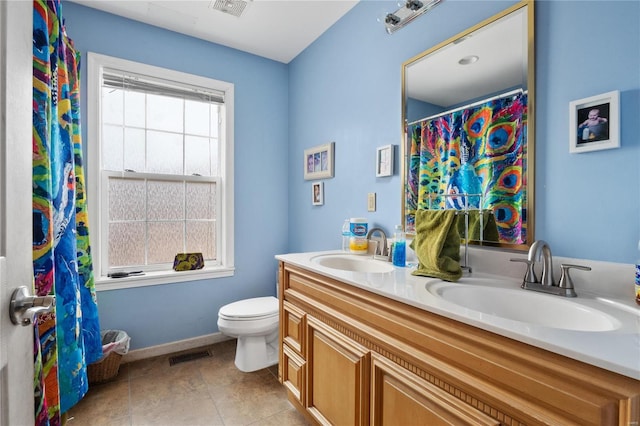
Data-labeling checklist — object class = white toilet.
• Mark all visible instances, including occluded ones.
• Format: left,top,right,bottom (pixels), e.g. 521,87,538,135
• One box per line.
217,296,279,372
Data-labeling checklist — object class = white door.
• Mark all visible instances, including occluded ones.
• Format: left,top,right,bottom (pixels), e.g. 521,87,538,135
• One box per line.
0,1,36,425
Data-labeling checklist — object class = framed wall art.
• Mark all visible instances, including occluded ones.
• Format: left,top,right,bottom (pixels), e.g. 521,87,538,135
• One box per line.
376,144,394,177
311,181,324,205
569,90,619,154
304,142,334,180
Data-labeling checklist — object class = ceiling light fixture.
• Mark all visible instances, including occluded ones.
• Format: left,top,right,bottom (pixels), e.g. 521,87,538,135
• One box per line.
382,0,444,34
458,55,479,65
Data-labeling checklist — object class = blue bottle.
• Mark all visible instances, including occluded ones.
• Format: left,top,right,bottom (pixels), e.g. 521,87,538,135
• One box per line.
393,225,406,267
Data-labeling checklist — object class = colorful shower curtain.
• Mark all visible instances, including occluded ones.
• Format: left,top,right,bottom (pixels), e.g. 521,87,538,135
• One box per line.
33,0,102,424
406,92,528,244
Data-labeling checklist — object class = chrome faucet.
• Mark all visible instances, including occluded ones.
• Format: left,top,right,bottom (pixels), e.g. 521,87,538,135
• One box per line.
367,228,388,258
511,240,591,298
527,240,554,286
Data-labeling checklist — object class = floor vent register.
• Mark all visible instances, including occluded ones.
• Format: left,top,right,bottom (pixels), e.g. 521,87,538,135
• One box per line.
169,350,212,366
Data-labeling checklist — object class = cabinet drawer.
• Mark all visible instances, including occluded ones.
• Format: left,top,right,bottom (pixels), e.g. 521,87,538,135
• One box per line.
282,344,306,406
283,300,306,357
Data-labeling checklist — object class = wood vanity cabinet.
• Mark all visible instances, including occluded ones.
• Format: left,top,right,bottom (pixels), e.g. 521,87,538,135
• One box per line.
277,262,640,426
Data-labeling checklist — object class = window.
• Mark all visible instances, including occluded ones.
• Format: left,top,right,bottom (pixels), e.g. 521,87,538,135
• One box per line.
87,53,234,289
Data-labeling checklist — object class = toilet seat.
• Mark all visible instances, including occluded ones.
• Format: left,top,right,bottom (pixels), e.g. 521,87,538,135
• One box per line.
218,296,278,321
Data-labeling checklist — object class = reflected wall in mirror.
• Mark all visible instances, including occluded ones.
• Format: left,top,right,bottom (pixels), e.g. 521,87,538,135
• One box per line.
402,1,534,250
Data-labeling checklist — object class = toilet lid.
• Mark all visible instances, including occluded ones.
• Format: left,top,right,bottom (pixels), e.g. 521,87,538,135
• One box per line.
219,296,278,319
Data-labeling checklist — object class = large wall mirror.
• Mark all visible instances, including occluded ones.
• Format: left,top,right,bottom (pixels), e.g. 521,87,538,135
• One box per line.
402,0,534,251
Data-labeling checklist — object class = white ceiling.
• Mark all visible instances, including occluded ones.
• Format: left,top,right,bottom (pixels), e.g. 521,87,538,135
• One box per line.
68,0,359,63
69,1,526,107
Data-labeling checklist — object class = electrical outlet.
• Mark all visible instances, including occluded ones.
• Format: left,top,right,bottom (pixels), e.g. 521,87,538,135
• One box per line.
367,192,376,212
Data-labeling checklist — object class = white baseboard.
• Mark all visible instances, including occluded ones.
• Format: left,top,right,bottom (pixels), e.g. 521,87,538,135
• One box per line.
121,332,233,364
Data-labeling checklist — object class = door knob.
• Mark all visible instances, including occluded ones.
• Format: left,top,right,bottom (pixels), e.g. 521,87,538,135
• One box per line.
9,286,55,326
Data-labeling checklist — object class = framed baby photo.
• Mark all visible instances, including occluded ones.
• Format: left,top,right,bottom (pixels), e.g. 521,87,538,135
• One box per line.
569,90,619,154
304,142,334,180
311,181,324,205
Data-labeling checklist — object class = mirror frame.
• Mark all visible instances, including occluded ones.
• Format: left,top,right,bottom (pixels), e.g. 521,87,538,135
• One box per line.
401,0,535,251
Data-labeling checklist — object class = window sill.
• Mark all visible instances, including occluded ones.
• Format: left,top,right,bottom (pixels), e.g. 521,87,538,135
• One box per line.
95,266,235,291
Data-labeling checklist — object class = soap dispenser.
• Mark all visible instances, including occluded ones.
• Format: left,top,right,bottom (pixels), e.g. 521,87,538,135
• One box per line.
392,225,406,267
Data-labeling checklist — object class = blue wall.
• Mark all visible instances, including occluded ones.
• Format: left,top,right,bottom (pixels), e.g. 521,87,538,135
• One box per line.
63,2,289,349
406,97,443,125
288,0,640,264
535,1,639,262
63,0,639,350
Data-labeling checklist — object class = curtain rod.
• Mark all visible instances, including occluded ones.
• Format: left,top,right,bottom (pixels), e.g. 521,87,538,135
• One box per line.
407,88,525,127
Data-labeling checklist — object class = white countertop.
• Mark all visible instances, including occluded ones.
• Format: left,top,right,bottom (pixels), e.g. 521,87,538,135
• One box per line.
276,250,640,380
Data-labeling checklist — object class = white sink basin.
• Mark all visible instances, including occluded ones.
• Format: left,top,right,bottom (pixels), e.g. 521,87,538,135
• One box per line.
428,283,621,332
311,254,394,273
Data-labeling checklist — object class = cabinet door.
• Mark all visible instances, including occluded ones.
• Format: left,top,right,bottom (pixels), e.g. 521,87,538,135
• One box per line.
371,354,499,426
306,316,370,426
283,300,306,356
282,344,306,406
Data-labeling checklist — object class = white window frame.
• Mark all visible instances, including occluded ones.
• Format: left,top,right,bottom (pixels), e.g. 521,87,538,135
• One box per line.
87,52,234,290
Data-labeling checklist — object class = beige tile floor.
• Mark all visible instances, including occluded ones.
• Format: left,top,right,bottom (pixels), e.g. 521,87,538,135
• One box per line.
66,339,309,426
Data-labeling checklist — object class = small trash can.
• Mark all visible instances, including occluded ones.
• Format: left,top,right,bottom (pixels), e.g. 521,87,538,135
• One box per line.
87,330,130,384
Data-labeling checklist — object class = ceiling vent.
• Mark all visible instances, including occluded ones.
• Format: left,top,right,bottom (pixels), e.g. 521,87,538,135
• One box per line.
210,0,250,18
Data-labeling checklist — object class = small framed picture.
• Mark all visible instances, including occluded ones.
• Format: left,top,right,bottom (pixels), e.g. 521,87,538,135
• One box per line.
304,142,335,180
376,144,394,177
569,90,619,154
311,182,324,205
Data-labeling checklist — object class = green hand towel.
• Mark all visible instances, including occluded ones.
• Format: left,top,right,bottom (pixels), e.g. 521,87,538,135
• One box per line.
411,210,462,282
457,210,500,242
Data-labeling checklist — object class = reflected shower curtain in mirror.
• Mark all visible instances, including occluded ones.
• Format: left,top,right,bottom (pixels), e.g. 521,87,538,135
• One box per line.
33,1,102,424
406,92,527,244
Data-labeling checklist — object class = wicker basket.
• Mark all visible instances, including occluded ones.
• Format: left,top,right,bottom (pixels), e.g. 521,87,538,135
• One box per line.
87,351,122,384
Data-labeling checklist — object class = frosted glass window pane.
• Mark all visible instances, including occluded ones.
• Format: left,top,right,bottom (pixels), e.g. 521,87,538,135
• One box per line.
147,222,183,264
124,128,146,172
210,138,219,176
146,131,183,174
109,178,145,221
102,124,123,171
109,222,145,267
147,180,184,221
124,91,145,127
210,106,219,138
186,182,215,220
185,100,210,136
185,135,210,176
186,221,215,260
147,94,183,133
102,88,123,125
